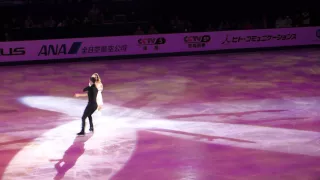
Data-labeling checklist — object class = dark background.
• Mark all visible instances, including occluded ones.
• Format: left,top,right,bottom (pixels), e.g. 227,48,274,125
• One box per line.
0,0,317,41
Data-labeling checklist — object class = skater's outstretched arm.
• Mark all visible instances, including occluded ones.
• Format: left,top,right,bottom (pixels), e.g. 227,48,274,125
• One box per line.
83,86,90,92
74,93,87,98
74,85,90,97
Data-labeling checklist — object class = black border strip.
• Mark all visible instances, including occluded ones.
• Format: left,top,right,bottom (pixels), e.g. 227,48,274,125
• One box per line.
0,44,319,66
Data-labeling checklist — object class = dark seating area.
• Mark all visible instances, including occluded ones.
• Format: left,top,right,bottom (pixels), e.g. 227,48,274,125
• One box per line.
0,0,318,42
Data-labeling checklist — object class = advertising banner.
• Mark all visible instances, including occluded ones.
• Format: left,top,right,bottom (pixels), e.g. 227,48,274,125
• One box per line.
0,27,319,62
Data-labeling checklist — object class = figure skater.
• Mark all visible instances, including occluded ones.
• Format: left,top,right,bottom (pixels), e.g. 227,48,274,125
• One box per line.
90,73,103,111
74,77,98,135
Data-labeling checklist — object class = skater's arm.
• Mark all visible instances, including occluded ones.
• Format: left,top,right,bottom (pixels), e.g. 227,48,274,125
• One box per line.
74,93,87,97
83,86,90,92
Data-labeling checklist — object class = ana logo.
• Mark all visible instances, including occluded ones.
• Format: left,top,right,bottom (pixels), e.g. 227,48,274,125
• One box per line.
316,29,320,39
38,42,82,56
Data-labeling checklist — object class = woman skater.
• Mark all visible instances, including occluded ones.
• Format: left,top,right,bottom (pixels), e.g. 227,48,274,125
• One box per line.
90,73,103,111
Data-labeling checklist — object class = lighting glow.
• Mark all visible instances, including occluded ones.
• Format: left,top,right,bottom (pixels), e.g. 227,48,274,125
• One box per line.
2,96,320,179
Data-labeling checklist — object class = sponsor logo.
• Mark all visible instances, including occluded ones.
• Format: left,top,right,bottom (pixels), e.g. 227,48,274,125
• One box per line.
38,42,82,56
0,47,25,56
222,34,296,44
81,45,127,54
184,35,211,48
38,42,127,56
138,37,166,51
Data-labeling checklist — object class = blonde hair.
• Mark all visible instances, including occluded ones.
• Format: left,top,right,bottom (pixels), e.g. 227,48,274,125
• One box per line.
92,73,102,83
